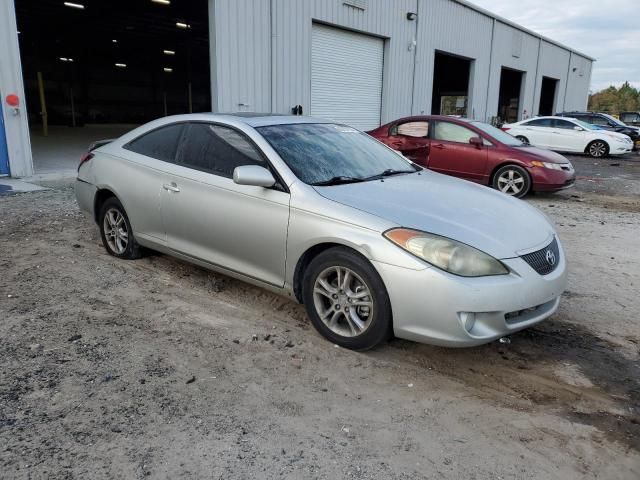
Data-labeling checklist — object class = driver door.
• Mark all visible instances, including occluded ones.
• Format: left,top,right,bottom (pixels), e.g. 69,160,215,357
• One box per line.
160,122,290,287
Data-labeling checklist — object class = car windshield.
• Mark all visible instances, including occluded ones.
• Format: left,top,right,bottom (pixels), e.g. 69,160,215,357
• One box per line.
470,121,523,146
258,123,418,185
572,119,599,131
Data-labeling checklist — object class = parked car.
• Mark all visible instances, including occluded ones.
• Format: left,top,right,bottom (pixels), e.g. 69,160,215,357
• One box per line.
620,111,640,128
556,111,640,150
75,114,567,350
502,116,633,158
368,115,575,198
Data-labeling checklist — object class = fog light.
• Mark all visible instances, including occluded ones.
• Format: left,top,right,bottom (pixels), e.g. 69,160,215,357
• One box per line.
459,312,476,333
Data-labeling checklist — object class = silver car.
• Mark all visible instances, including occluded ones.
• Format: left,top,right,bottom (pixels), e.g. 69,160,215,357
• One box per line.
75,114,567,350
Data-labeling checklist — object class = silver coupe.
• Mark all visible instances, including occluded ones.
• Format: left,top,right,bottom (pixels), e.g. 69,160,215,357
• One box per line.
75,114,567,350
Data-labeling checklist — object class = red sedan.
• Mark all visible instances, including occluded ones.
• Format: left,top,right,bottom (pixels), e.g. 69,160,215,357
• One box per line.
367,116,575,198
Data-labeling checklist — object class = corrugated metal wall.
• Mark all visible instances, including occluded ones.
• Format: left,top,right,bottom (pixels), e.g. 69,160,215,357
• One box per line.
209,0,592,125
533,41,571,115
486,22,540,120
412,0,493,119
270,0,418,123
564,54,593,112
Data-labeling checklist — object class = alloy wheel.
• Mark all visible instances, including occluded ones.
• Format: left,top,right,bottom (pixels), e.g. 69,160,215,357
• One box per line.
497,169,525,195
312,266,374,337
589,141,606,158
103,208,129,254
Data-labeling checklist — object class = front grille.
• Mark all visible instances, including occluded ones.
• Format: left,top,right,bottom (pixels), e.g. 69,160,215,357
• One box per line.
520,237,560,275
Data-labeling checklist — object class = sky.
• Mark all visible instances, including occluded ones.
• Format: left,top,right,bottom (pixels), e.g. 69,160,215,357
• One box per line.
468,0,639,93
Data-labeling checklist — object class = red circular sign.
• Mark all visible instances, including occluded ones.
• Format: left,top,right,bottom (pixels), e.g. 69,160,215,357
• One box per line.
6,94,19,107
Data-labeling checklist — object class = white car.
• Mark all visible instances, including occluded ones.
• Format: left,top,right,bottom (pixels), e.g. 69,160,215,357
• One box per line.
503,116,633,158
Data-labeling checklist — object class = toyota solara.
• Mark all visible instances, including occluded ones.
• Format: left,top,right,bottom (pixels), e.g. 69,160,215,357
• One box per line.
75,114,567,350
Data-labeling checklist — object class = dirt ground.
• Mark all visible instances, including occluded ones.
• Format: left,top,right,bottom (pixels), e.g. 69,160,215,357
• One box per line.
1,154,639,479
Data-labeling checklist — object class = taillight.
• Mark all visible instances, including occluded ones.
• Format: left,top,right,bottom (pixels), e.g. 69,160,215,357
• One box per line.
78,152,94,171
501,127,510,132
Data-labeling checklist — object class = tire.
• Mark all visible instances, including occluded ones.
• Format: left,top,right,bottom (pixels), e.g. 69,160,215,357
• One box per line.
302,247,392,350
515,135,529,145
586,140,609,158
492,164,531,198
98,197,142,259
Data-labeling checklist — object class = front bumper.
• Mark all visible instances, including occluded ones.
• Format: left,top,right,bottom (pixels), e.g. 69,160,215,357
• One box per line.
611,142,633,155
529,166,575,193
372,239,567,347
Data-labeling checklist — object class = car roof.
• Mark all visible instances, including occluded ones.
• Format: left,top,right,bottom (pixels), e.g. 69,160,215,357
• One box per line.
185,112,335,128
382,115,478,125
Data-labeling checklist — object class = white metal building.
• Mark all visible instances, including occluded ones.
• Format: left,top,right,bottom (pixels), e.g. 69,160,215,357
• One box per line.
0,0,593,178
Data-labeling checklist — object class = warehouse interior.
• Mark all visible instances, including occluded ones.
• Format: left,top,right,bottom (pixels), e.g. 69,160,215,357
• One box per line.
539,76,559,116
431,51,471,117
14,0,210,174
497,67,524,123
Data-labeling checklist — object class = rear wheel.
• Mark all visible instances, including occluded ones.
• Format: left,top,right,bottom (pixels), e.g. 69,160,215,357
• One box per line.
515,135,529,145
586,140,608,158
302,247,392,350
492,164,531,198
98,197,142,259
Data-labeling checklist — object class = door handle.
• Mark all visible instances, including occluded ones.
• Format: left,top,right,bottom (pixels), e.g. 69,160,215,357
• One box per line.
432,144,445,149
163,183,180,192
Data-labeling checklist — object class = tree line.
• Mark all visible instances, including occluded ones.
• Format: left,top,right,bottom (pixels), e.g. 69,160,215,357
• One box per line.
588,82,640,114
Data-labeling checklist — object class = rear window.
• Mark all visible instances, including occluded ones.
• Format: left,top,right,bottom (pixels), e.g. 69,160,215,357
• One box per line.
124,124,185,163
523,118,553,127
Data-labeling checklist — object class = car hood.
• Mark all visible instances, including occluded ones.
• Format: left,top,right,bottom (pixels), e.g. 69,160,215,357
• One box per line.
315,172,554,259
516,146,569,163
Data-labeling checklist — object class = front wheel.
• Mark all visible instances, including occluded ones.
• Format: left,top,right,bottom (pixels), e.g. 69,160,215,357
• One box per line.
492,164,531,198
515,135,529,145
302,247,392,350
586,140,609,158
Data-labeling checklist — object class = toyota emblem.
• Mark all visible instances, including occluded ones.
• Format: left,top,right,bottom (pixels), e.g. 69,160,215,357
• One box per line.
545,249,556,266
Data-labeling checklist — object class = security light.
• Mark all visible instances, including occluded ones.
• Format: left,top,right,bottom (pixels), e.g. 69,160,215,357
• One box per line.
115,63,127,68
163,67,173,73
64,2,85,9
176,22,190,29
163,50,175,55
151,0,170,4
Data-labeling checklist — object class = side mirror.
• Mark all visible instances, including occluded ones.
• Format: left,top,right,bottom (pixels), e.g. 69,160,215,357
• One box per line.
469,136,483,148
233,165,276,188
573,126,583,131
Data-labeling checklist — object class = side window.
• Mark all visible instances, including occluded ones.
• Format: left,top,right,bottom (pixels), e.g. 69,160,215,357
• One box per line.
124,124,184,162
590,116,608,126
433,122,477,144
179,123,265,177
553,119,577,130
524,118,553,127
396,121,429,138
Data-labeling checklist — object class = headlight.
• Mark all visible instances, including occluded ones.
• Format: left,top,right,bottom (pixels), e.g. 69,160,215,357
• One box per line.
384,229,509,277
531,160,565,170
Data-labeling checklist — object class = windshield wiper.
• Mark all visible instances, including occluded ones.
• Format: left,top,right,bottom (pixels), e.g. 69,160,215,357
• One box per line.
311,176,365,186
362,169,417,181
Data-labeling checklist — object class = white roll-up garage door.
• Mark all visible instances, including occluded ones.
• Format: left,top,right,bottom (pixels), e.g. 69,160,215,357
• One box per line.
311,24,384,131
